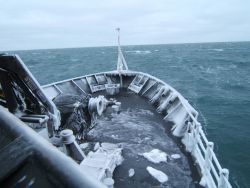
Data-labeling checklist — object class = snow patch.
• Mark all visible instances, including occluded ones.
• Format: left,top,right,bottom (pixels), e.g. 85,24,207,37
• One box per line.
146,166,168,183
142,149,167,163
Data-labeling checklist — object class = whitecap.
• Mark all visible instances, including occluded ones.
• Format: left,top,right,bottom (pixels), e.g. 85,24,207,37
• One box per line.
211,48,224,52
71,58,79,62
125,50,151,54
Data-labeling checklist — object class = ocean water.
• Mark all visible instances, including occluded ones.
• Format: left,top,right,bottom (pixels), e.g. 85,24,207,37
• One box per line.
4,42,250,188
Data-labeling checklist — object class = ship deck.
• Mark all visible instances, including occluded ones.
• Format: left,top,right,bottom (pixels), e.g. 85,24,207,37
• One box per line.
87,91,201,188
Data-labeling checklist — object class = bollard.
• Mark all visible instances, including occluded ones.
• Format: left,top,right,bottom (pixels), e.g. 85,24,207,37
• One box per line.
60,129,86,161
61,129,75,144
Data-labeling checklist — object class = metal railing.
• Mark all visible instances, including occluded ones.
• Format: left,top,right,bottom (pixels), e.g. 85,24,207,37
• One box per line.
178,95,232,188
0,106,105,188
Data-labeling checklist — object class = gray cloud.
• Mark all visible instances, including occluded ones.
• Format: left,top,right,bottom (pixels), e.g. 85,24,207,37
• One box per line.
0,0,250,51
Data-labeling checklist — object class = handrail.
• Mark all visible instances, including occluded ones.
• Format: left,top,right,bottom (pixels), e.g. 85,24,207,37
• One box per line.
178,99,232,188
0,106,105,188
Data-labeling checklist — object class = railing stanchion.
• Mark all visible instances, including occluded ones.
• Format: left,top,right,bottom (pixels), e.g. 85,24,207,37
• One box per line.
218,169,230,188
200,141,214,186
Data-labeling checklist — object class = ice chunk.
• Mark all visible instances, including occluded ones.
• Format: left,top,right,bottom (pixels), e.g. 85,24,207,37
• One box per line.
80,143,123,182
111,134,119,139
101,142,119,150
142,149,167,163
79,143,89,149
17,175,26,183
171,154,181,159
27,178,35,187
128,168,135,177
146,166,168,183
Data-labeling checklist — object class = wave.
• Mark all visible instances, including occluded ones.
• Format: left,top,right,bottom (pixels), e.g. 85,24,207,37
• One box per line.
125,50,151,54
210,48,224,52
70,58,79,62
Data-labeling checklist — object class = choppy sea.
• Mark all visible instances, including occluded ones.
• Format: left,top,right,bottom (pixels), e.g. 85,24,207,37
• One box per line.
3,42,250,188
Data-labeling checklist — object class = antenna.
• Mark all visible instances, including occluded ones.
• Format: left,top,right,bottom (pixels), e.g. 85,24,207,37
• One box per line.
116,28,128,71
116,28,121,46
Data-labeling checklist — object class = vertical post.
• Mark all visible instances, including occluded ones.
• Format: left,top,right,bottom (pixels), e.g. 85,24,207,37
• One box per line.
192,122,200,153
205,142,214,170
185,121,193,152
218,168,230,188
181,121,192,152
200,141,214,187
117,28,121,47
116,28,123,87
188,122,196,153
116,28,128,71
116,28,122,71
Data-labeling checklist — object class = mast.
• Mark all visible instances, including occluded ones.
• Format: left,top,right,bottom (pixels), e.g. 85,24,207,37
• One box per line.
116,28,128,71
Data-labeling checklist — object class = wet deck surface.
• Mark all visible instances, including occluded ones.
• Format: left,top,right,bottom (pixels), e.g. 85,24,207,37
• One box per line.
88,91,200,188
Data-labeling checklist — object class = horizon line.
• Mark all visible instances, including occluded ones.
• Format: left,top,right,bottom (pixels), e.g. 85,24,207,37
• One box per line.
1,40,250,52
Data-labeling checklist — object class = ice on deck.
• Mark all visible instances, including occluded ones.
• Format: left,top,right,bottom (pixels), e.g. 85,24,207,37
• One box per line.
171,154,181,159
128,168,135,177
146,166,168,183
80,143,123,184
142,149,167,163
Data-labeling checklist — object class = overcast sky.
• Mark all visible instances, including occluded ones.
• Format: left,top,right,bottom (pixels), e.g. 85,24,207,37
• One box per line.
0,0,250,51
